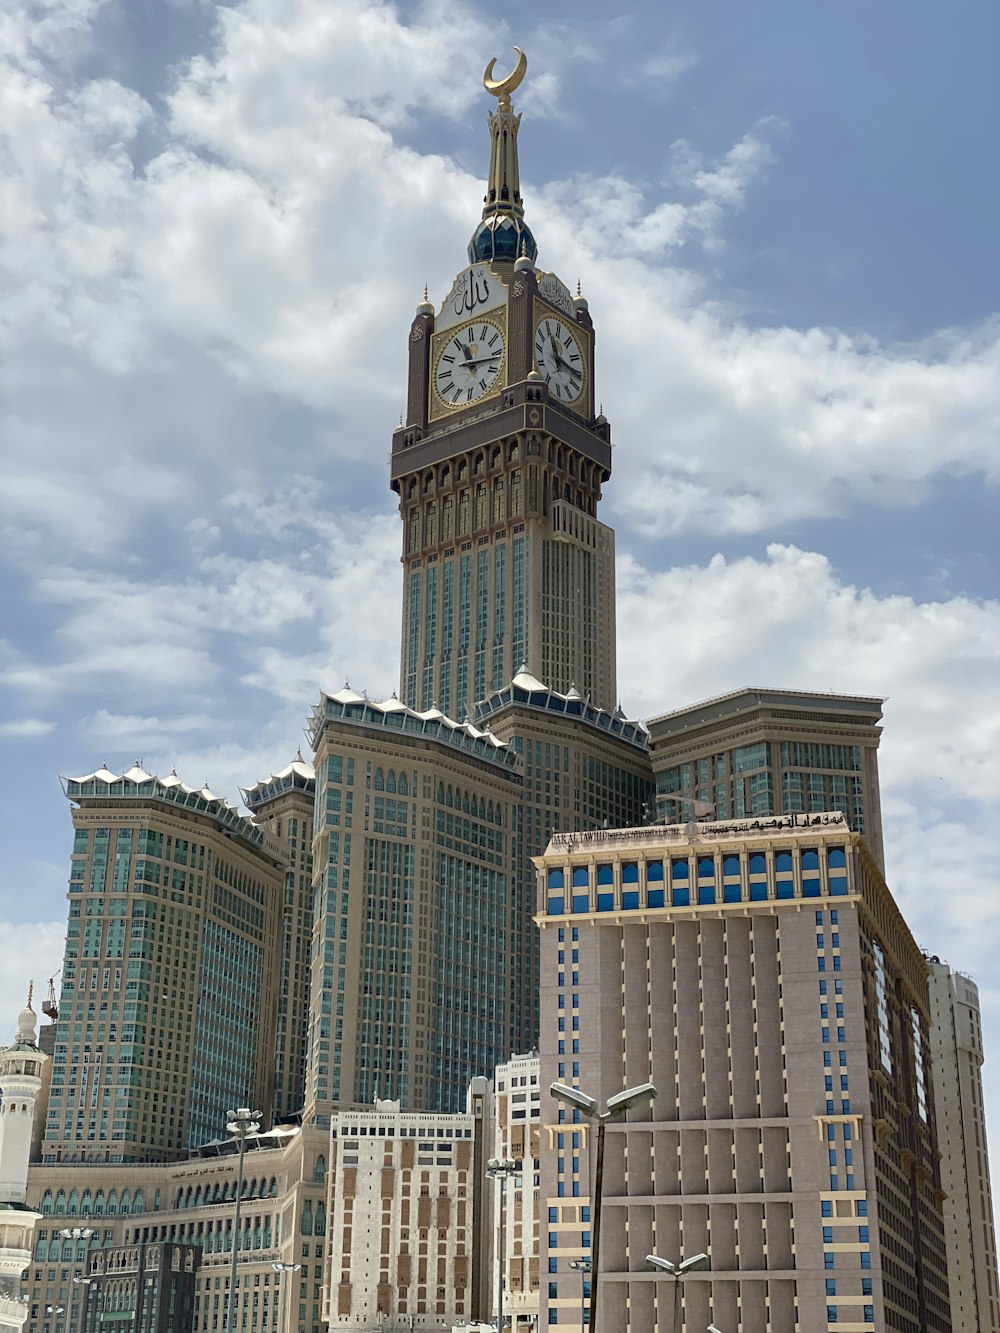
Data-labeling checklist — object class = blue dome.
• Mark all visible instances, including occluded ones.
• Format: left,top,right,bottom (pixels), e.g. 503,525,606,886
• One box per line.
468,214,537,265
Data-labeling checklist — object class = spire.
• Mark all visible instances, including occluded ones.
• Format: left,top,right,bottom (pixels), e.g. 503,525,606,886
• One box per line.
469,47,537,266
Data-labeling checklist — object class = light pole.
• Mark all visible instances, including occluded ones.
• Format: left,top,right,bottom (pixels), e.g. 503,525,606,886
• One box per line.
550,1082,656,1333
53,1233,96,1333
567,1260,590,1333
225,1106,262,1333
45,1303,66,1333
485,1158,520,1333
271,1264,300,1333
645,1253,709,1333
707,1325,724,1333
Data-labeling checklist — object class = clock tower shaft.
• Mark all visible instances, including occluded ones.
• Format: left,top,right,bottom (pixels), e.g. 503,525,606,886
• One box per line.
390,60,618,719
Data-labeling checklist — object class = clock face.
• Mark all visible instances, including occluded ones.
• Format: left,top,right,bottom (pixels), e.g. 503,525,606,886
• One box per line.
534,316,585,403
433,319,506,409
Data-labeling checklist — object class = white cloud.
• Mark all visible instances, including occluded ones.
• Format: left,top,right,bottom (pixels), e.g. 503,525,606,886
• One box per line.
0,921,66,1046
0,717,55,737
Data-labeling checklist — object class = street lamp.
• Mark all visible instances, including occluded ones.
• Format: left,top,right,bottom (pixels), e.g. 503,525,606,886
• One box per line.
550,1082,656,1333
485,1158,520,1333
645,1253,709,1333
707,1325,724,1333
225,1106,262,1333
567,1260,590,1333
45,1303,66,1333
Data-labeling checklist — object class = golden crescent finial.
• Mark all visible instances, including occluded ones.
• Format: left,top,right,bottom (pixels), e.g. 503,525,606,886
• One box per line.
483,47,527,107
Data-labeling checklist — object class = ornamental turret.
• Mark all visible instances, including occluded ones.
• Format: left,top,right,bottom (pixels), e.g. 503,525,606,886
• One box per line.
0,988,46,1333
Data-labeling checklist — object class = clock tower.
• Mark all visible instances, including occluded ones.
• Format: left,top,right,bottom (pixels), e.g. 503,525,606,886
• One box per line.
390,49,617,720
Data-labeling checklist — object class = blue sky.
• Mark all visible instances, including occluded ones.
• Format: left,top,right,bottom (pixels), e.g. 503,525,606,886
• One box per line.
2,0,999,1175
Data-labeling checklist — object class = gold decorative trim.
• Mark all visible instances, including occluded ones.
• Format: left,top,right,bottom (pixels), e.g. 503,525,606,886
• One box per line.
429,311,508,420
533,301,589,407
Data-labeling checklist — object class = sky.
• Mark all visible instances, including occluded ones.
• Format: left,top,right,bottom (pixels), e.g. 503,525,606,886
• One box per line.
1,0,999,1187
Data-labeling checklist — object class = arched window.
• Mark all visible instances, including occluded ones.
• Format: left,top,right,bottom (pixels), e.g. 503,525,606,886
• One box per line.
41,1190,53,1216
398,773,408,796
314,1155,326,1183
35,1237,48,1261
374,769,385,791
301,1202,313,1236
386,771,396,794
120,1190,131,1215
94,1190,105,1216
106,1190,117,1214
68,1189,80,1216
133,1190,144,1213
314,1202,326,1236
81,1190,93,1215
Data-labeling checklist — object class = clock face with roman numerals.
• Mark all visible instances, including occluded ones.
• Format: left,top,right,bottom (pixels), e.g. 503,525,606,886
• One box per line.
534,316,586,404
433,319,506,409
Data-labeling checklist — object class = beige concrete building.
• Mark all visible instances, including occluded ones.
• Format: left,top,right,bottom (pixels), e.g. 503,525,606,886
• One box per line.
325,1082,491,1330
22,1121,327,1333
492,1054,540,1332
925,959,1000,1331
0,997,47,1333
535,814,951,1333
305,688,523,1118
243,755,316,1122
647,688,886,871
47,766,286,1162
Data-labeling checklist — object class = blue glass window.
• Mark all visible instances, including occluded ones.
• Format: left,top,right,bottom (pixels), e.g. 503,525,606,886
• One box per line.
803,877,821,897
829,876,848,896
548,1258,557,1274
672,885,689,907
548,1207,558,1222
572,866,589,888
596,893,614,912
723,854,740,876
826,1279,837,1296
776,851,793,872
827,1306,838,1323
571,894,589,913
622,891,640,910
824,1254,835,1269
548,897,564,915
857,1201,867,1216
803,849,820,870
864,1307,874,1324
647,860,664,881
776,879,794,899
822,1227,833,1243
861,1252,871,1269
828,847,847,868
697,856,714,878
858,1226,869,1243
547,869,564,889
723,883,741,903
749,853,766,874
671,858,689,880
862,1279,872,1295
821,1201,832,1216
622,862,639,884
698,885,716,905
597,864,613,886
750,881,768,901
646,889,664,908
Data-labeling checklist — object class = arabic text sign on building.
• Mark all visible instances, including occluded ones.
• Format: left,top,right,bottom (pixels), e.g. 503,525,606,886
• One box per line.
547,811,847,853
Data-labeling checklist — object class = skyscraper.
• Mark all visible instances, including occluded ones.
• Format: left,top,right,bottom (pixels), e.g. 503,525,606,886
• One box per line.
648,687,886,870
925,959,1000,1331
243,755,316,1121
44,765,284,1162
536,815,953,1332
305,51,653,1120
391,51,618,719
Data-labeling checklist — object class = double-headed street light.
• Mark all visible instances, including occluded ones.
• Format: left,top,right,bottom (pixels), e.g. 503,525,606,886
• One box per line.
567,1259,591,1333
485,1157,520,1333
550,1082,657,1333
225,1107,262,1333
646,1253,709,1333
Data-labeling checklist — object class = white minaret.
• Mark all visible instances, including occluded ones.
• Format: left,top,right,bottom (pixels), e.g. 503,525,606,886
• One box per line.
0,988,47,1333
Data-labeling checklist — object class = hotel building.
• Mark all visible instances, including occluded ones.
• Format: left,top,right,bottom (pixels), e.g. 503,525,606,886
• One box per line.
925,959,1000,1331
492,1054,541,1332
535,814,951,1332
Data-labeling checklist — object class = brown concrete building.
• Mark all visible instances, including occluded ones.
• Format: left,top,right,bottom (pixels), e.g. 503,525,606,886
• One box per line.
325,1082,491,1331
23,1121,327,1333
535,814,951,1333
925,960,1000,1331
79,1241,199,1333
243,756,316,1122
45,766,285,1163
647,688,886,871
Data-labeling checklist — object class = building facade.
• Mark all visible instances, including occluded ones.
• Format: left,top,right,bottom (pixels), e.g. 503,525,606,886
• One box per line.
79,1241,199,1333
535,815,951,1333
492,1054,541,1332
925,959,1000,1331
305,689,523,1118
243,756,317,1122
45,766,285,1163
23,1122,328,1333
647,688,886,871
325,1082,491,1331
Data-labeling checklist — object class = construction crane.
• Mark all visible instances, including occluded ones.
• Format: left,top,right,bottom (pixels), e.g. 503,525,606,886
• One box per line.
42,972,60,1021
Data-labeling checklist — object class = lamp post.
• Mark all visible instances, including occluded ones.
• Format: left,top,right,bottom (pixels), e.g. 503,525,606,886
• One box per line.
550,1082,656,1333
485,1158,520,1333
567,1260,590,1333
270,1264,300,1333
225,1106,262,1333
645,1253,709,1333
53,1232,96,1333
707,1325,724,1333
45,1303,66,1333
